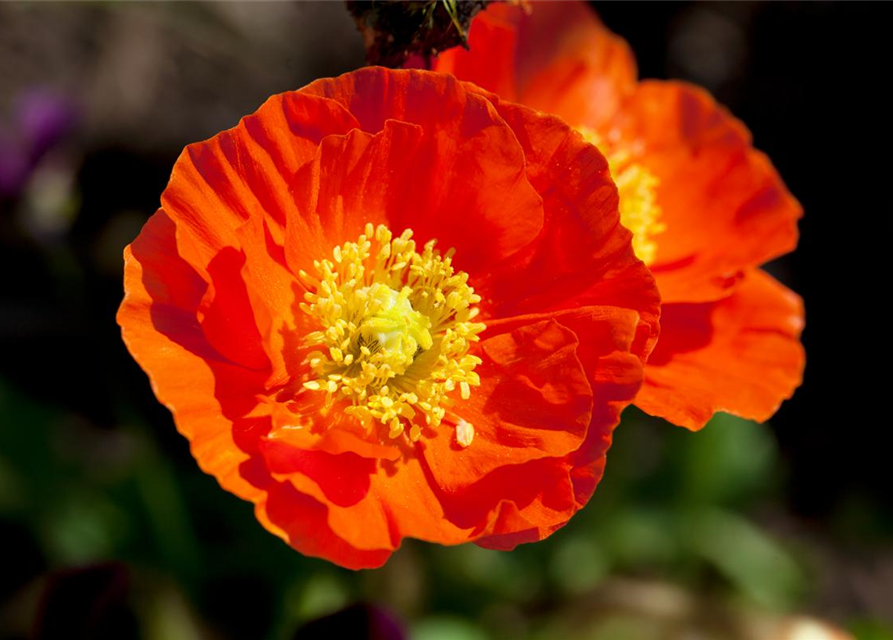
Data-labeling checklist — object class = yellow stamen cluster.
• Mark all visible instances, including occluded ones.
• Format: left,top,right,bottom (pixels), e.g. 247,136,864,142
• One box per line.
298,224,485,443
579,127,666,266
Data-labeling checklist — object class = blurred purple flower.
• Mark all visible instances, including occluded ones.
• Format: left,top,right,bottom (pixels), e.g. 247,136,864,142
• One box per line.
0,89,77,198
293,603,407,640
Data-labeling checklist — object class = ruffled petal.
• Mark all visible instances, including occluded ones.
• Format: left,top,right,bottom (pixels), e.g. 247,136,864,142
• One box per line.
441,307,642,548
198,247,271,371
422,319,592,493
636,269,805,430
433,1,637,130
472,306,644,549
160,92,359,267
120,211,398,568
464,90,660,362
260,438,474,552
265,405,402,461
118,210,272,502
154,91,364,384
259,479,393,570
299,67,545,274
444,456,577,541
610,81,802,302
231,214,310,387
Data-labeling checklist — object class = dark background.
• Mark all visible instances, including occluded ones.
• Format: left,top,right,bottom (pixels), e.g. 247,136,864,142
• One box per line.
1,2,890,639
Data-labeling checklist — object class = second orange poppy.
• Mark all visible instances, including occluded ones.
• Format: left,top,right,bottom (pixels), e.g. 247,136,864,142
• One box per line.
428,1,805,429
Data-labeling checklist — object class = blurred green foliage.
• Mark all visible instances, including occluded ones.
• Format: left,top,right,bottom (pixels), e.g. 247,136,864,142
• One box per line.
853,621,893,640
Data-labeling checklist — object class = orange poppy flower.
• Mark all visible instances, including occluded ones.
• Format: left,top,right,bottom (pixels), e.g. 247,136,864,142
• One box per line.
429,1,805,429
118,67,659,568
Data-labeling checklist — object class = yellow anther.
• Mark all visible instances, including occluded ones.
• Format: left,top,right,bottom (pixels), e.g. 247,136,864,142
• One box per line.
388,419,404,439
299,223,485,446
456,419,474,448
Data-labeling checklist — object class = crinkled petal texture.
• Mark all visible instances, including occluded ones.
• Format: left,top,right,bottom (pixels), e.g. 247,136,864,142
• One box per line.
118,68,658,569
430,1,804,430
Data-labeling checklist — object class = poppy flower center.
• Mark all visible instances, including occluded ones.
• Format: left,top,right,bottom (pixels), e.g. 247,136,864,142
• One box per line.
579,127,665,266
298,223,486,444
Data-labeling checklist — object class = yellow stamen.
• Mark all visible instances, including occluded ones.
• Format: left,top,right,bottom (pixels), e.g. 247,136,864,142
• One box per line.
578,127,666,266
299,224,486,444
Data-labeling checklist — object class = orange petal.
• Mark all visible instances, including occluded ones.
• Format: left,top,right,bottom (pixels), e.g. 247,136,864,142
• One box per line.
265,407,401,461
120,211,396,568
298,68,545,273
261,444,376,508
198,247,270,371
154,90,364,383
422,319,593,494
465,92,660,363
610,81,802,302
259,479,393,570
443,456,577,540
433,1,637,130
160,92,359,268
432,307,644,548
546,310,646,511
475,521,568,552
231,214,311,388
261,438,475,551
472,306,645,549
636,269,805,430
118,210,272,503
283,122,413,276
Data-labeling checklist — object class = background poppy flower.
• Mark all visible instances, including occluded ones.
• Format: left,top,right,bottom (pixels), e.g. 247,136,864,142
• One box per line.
117,67,659,568
428,1,805,430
